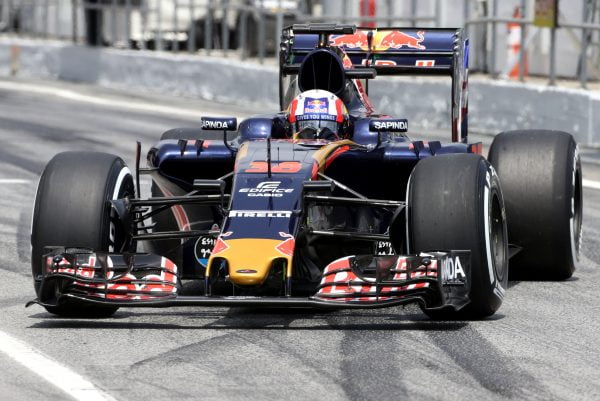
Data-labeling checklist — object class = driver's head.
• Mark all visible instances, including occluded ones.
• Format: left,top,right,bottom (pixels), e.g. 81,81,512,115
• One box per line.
287,89,348,140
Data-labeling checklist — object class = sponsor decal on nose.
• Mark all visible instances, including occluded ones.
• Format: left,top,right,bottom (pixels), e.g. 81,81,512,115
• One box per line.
238,181,295,197
211,238,229,255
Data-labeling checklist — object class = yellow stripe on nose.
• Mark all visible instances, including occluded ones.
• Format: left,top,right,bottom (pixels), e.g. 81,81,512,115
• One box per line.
207,238,293,286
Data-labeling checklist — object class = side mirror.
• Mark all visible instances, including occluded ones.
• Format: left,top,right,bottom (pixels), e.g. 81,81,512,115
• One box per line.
201,116,238,131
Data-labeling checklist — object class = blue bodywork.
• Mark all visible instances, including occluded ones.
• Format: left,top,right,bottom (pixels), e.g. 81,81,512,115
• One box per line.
145,24,477,280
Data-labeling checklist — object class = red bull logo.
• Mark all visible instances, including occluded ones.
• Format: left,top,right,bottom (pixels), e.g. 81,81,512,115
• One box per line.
329,32,370,50
304,97,328,114
276,232,295,257
379,30,426,50
330,30,427,52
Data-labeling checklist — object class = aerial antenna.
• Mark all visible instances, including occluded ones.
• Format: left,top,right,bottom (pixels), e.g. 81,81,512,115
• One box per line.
135,141,141,199
365,30,374,95
267,136,272,178
366,30,374,65
311,57,317,92
327,52,333,93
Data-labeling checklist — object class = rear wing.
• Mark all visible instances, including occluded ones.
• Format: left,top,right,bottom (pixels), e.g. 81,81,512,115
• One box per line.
279,24,469,142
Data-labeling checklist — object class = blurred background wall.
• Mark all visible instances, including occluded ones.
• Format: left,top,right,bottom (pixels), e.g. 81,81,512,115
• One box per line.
1,0,599,84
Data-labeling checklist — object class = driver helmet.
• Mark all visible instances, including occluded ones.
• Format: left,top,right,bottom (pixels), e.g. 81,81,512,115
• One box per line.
287,89,349,140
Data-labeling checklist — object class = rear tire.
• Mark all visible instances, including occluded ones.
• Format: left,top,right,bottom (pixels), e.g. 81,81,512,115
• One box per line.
488,130,582,280
408,154,508,319
31,152,135,317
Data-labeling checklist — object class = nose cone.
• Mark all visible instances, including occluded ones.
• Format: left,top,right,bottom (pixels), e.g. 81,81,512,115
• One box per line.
208,239,293,286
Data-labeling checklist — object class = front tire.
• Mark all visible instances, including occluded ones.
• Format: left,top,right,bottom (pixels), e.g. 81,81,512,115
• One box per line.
31,151,135,317
408,154,508,319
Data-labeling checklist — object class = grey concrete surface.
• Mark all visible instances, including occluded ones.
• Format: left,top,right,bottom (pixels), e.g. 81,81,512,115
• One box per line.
1,37,599,147
0,38,279,107
373,77,600,148
0,78,599,401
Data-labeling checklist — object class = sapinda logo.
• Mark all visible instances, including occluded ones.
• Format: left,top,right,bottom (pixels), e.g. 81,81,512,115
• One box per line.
239,181,294,197
201,118,235,130
371,120,408,132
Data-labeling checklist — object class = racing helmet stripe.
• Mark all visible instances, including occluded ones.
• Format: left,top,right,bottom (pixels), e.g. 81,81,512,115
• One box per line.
335,98,344,123
288,99,298,123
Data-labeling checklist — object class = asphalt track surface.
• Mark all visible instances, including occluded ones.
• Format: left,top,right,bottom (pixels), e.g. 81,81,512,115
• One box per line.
1,78,600,401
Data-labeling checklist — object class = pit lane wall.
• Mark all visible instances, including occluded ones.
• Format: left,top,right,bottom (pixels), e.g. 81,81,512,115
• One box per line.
1,38,599,148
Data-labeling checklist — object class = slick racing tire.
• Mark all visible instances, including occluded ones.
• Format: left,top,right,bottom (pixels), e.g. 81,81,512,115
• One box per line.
31,152,135,318
408,154,509,319
488,130,582,280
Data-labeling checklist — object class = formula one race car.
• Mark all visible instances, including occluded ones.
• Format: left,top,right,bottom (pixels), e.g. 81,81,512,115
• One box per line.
29,24,583,319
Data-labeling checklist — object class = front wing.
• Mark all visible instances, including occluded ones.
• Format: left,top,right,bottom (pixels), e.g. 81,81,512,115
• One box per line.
28,249,471,311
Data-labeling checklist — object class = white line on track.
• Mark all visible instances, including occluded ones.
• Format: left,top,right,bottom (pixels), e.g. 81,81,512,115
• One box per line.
583,179,600,191
0,80,227,119
0,330,118,401
0,178,30,184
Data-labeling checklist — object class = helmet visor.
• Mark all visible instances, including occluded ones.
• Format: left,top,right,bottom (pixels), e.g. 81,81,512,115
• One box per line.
297,119,339,134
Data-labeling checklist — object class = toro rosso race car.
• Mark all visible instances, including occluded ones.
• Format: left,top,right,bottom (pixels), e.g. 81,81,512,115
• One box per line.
29,24,583,319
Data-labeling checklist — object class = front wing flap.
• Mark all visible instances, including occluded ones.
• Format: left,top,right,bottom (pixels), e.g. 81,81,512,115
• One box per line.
314,251,471,310
31,248,178,307
29,249,470,311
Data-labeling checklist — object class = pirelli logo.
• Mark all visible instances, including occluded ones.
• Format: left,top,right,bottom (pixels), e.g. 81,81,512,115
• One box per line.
229,210,293,218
